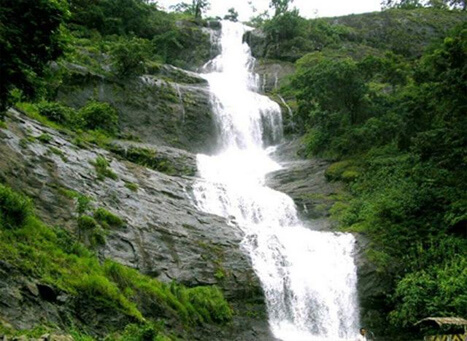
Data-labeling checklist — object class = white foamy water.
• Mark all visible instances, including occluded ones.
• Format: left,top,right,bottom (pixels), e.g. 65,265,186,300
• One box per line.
193,21,360,341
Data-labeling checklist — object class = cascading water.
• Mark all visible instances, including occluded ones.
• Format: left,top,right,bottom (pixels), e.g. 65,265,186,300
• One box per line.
193,21,360,341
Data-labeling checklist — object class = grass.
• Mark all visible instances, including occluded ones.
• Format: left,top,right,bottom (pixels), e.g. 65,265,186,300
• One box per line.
49,146,68,162
109,145,177,176
94,207,124,229
125,182,139,192
0,183,233,338
38,133,53,144
91,156,118,181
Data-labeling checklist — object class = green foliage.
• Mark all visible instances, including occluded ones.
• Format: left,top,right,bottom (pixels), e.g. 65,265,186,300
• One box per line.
91,156,118,181
110,37,152,77
110,145,177,176
79,101,119,134
224,8,239,22
37,101,75,125
325,161,361,183
125,182,139,192
390,256,467,328
0,185,232,336
94,208,124,229
269,0,294,17
288,23,467,335
0,0,68,114
0,184,32,229
38,133,53,144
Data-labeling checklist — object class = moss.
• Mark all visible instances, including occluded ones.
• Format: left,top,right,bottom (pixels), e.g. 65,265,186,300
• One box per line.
0,121,7,129
15,102,63,131
49,146,68,162
38,133,53,144
125,182,139,192
94,207,124,229
91,156,118,181
110,145,177,176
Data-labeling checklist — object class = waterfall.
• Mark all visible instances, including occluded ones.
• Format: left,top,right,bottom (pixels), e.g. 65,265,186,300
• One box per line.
193,21,360,341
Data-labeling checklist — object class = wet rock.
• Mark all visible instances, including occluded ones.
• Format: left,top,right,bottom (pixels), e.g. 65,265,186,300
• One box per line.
266,139,342,229
254,60,295,94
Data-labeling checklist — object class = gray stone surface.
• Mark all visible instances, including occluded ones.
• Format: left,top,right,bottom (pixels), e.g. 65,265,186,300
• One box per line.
57,64,220,155
267,139,342,228
0,110,271,339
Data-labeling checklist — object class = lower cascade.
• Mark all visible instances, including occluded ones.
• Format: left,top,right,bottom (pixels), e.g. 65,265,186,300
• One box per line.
193,21,360,341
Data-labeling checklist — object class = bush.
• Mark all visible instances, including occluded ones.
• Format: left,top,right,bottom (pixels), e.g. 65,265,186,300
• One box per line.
37,102,74,124
325,160,360,182
77,215,99,231
38,133,53,144
185,286,232,324
79,101,119,134
110,37,152,76
91,156,118,181
0,184,32,229
94,208,124,229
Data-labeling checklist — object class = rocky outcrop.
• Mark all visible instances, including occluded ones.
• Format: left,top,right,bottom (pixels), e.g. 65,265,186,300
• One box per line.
57,63,220,155
0,109,271,340
254,60,295,94
267,139,342,228
0,332,74,341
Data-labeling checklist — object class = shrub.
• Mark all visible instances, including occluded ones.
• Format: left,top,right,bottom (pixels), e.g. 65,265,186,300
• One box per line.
125,182,139,192
77,215,99,231
94,207,124,229
37,102,74,124
110,37,152,76
186,286,232,324
0,184,32,229
325,160,360,182
79,101,119,134
91,156,118,181
38,133,53,144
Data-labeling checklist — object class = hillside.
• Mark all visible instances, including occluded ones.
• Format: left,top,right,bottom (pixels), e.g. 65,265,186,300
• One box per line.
0,1,466,340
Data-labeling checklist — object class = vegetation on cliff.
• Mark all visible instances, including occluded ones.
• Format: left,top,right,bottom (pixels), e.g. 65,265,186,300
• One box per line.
0,183,232,339
267,6,466,338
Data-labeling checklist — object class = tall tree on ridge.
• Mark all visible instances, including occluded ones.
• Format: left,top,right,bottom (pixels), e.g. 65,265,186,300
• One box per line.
269,0,294,16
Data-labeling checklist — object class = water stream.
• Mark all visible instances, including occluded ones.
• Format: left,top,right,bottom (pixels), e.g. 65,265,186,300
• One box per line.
193,21,360,341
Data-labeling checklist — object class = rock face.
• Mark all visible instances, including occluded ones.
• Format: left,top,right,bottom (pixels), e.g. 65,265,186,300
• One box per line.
267,139,342,228
0,110,273,340
254,60,295,94
57,63,220,155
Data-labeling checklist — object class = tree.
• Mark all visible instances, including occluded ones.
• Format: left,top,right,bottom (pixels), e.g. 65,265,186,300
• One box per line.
192,0,209,19
0,0,68,116
224,8,239,22
110,37,152,76
171,0,209,19
382,0,465,9
382,0,423,9
269,0,294,16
